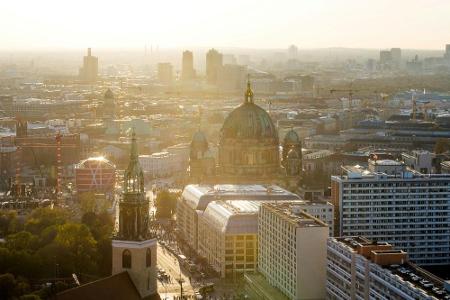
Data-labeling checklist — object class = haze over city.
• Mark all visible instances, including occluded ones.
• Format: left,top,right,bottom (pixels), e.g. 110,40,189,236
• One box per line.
1,0,450,50
2,1,450,300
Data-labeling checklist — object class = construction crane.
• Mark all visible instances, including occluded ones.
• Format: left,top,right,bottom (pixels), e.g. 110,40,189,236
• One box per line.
330,85,360,128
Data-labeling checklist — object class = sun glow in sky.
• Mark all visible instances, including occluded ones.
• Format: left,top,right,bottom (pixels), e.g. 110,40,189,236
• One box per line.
1,0,449,50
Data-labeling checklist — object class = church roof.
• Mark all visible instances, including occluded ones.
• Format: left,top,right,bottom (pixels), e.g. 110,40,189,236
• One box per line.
56,272,159,300
284,129,300,144
220,79,277,142
104,88,115,100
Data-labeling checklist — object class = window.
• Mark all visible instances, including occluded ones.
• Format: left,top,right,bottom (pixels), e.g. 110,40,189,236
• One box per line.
146,248,152,267
122,249,132,269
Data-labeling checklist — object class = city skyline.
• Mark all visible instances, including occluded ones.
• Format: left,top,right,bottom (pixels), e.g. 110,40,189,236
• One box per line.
1,0,450,50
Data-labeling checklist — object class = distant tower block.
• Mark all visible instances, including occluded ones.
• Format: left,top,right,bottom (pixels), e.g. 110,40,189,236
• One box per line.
181,50,196,81
79,48,98,83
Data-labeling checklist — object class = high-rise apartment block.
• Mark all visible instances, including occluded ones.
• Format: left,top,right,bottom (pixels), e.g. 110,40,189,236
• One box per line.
331,159,450,265
327,237,450,299
79,48,98,83
206,48,223,84
157,62,173,83
445,44,450,60
181,50,195,81
258,203,329,300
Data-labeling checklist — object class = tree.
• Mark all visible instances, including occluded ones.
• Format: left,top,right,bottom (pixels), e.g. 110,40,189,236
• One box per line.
435,138,450,154
154,190,178,219
54,223,98,274
6,231,38,253
79,192,97,214
24,208,69,235
0,211,20,236
0,273,16,299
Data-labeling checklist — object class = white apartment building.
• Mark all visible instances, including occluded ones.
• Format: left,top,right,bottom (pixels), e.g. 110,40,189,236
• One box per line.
196,199,333,278
258,203,329,300
197,200,259,278
138,143,189,179
177,184,300,252
327,237,450,300
331,159,450,265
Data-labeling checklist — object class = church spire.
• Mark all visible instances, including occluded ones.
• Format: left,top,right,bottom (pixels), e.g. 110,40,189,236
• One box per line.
129,128,138,163
124,127,144,194
244,74,254,104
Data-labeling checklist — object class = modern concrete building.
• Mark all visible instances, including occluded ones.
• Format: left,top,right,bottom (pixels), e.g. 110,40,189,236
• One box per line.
327,237,450,300
181,50,196,81
258,203,329,300
177,184,300,252
206,48,223,84
75,156,116,194
197,200,259,278
157,62,173,83
401,150,434,173
331,159,450,265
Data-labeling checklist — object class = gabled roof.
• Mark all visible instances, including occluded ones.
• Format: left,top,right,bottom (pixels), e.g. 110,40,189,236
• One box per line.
56,271,159,300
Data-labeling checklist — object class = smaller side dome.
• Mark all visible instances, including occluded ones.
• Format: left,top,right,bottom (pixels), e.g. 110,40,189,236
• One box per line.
190,130,208,159
192,130,208,146
284,129,300,144
287,148,300,159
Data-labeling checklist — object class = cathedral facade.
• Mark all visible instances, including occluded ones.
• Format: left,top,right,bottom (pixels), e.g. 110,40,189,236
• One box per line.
189,79,302,188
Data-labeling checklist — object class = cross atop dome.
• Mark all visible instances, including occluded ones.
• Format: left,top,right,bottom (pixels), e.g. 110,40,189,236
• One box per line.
244,74,254,104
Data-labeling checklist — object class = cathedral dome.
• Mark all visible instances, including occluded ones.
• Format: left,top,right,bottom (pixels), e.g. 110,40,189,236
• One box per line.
191,130,208,151
284,129,300,144
190,130,208,160
220,102,278,142
218,78,280,181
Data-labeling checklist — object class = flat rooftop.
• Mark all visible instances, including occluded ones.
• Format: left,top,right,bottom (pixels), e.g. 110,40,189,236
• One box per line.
333,237,450,299
261,203,328,228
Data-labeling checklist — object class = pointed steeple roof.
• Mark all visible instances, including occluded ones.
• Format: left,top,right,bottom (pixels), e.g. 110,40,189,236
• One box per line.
124,128,144,193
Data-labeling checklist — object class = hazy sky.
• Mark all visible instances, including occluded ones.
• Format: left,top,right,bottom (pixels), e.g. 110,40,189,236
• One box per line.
1,0,449,50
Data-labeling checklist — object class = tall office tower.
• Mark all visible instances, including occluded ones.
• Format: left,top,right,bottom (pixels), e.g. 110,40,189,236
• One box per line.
288,44,299,59
445,44,450,60
327,237,450,299
206,48,223,84
257,203,328,300
112,130,157,298
157,62,173,83
390,47,402,67
331,158,450,265
78,48,98,83
379,50,392,67
181,50,195,81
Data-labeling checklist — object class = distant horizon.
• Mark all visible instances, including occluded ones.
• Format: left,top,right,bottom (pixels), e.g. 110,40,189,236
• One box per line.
1,0,450,51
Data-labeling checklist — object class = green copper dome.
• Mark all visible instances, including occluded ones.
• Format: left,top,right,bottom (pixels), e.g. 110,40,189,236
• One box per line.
220,102,278,141
284,129,300,144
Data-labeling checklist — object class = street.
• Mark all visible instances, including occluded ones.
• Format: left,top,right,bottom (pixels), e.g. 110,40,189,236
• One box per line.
157,243,196,299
